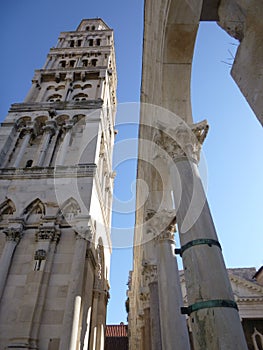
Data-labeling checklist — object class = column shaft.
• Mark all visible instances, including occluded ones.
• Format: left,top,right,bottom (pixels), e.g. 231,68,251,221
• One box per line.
13,132,31,168
149,281,162,350
172,159,248,350
59,236,87,350
157,237,191,350
0,240,18,301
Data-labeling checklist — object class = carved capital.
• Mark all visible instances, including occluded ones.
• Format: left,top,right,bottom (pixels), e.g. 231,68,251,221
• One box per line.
34,249,46,260
4,227,23,242
43,120,57,135
145,209,176,241
35,226,60,243
142,263,158,284
154,120,209,163
139,287,150,309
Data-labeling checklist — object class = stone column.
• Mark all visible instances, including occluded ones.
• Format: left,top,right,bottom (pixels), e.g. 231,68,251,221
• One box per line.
146,210,191,350
35,120,56,167
13,124,35,168
0,225,23,301
29,225,61,345
142,264,162,350
63,73,74,101
154,120,248,350
56,121,74,166
59,223,92,350
143,307,151,350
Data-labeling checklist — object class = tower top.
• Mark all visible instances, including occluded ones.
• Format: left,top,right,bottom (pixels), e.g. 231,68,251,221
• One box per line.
76,18,112,32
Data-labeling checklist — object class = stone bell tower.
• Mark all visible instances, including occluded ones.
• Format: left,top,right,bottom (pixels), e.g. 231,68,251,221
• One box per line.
0,18,117,350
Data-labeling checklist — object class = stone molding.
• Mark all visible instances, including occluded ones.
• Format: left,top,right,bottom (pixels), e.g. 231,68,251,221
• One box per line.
0,163,97,179
154,120,209,163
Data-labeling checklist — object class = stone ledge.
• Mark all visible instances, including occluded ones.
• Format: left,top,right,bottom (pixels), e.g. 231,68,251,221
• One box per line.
0,164,97,179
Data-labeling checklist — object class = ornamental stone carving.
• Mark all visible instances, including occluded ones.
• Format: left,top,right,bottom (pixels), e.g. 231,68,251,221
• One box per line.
35,226,61,243
154,120,209,163
142,263,158,284
145,209,176,241
3,227,23,242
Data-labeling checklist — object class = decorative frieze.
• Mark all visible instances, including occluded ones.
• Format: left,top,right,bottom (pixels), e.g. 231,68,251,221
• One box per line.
154,120,209,163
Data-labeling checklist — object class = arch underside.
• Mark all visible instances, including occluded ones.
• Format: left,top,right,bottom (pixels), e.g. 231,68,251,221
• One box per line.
141,0,263,126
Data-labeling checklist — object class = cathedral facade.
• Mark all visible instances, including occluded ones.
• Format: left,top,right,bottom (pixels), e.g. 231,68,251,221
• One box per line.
0,18,116,350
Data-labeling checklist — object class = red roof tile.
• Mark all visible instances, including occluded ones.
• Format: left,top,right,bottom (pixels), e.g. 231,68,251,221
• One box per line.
106,324,128,337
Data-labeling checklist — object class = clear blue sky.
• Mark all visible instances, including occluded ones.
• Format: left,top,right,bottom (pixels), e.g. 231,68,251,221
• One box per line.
1,0,262,325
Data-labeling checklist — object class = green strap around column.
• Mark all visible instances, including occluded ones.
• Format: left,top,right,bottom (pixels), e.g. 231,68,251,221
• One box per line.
181,299,238,316
174,238,221,257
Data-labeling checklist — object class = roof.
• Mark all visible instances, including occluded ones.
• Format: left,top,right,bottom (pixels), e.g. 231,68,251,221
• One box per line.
106,324,128,337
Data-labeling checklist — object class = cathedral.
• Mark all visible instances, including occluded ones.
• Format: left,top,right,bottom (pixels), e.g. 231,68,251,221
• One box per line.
0,18,116,349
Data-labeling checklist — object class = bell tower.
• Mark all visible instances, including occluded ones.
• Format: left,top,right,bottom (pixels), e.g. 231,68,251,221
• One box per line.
0,18,116,350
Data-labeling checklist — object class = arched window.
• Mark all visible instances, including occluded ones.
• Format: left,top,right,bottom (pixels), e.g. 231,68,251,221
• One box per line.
60,60,66,68
96,39,101,46
88,39,93,47
73,93,88,102
47,94,62,102
91,59,97,67
26,159,33,168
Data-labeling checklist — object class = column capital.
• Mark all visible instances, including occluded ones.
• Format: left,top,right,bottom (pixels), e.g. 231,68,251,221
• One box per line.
142,263,158,285
154,120,209,163
35,226,61,243
3,227,23,242
145,209,176,241
42,120,57,135
139,287,150,309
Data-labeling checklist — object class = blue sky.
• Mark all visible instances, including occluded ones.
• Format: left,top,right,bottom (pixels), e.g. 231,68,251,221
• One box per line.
1,0,262,325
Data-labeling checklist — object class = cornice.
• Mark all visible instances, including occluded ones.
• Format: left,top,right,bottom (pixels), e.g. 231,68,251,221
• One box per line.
0,164,97,180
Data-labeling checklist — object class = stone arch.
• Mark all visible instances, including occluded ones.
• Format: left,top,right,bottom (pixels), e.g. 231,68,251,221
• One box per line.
0,199,16,221
56,197,81,223
16,116,32,128
23,198,45,224
55,114,70,126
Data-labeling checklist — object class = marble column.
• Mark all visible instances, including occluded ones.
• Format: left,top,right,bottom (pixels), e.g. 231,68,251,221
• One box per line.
154,120,248,350
59,226,91,350
13,125,35,168
0,225,23,301
145,209,190,350
36,121,56,167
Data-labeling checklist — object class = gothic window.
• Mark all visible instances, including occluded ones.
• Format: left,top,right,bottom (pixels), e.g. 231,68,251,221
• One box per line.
23,198,45,225
77,39,82,47
0,199,16,223
69,40,74,48
88,39,93,47
57,197,81,225
96,39,101,46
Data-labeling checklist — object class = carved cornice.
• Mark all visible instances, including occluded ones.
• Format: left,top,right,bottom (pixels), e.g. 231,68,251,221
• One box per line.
0,164,97,179
145,209,176,241
154,120,209,163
